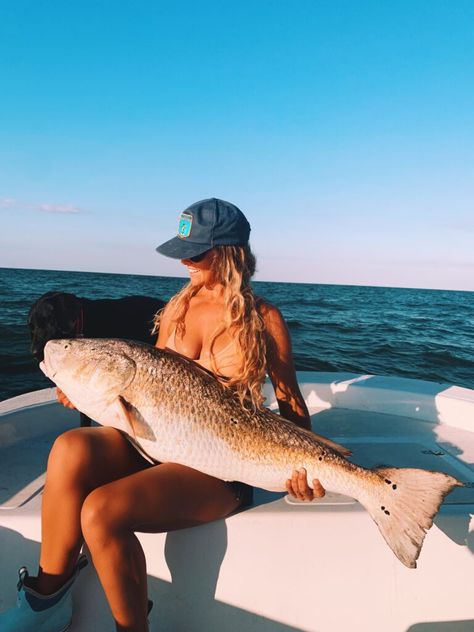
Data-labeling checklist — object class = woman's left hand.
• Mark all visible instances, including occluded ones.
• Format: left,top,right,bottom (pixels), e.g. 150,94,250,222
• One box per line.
286,468,325,501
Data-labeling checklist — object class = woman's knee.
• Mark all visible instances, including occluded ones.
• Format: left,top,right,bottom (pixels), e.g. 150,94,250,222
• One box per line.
80,486,131,545
47,428,97,480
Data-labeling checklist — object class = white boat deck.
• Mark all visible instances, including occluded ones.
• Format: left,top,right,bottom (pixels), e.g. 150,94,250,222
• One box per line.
0,373,473,631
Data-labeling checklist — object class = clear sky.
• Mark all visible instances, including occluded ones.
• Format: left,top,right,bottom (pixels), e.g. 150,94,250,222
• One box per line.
1,1,473,290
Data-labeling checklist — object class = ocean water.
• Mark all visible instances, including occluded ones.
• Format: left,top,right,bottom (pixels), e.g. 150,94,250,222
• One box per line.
0,267,473,402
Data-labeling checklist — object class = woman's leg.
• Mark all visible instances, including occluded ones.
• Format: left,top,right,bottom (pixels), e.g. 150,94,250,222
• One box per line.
34,426,151,595
80,463,242,632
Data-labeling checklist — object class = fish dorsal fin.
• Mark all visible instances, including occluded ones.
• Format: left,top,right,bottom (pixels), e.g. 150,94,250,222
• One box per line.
163,347,226,384
272,407,352,457
309,432,352,457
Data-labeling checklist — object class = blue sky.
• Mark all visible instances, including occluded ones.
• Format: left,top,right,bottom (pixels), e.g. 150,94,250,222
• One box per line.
1,1,473,290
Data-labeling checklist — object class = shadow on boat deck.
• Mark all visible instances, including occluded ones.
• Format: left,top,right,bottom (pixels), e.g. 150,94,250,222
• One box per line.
0,523,303,631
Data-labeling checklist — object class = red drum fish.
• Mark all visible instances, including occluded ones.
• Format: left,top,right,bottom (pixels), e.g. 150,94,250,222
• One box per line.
40,338,462,569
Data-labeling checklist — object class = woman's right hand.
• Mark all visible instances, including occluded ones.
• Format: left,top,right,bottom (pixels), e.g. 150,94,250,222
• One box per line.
286,468,325,501
57,387,76,410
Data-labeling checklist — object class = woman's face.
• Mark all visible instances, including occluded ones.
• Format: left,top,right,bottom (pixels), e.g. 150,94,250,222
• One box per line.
181,249,217,287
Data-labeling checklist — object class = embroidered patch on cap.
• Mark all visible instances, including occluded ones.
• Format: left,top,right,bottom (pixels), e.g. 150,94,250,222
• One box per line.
177,213,193,239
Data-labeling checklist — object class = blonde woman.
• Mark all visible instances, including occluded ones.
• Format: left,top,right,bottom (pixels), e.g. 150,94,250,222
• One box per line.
2,198,324,632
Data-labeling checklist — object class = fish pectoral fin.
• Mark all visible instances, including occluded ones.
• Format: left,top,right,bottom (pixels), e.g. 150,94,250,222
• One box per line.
116,396,138,439
118,396,156,442
100,397,137,438
311,432,352,457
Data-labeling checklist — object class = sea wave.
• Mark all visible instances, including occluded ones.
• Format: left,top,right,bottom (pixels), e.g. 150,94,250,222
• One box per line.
421,349,474,369
1,268,473,401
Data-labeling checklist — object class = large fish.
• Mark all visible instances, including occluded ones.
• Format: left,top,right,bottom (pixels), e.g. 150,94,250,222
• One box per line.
40,338,462,569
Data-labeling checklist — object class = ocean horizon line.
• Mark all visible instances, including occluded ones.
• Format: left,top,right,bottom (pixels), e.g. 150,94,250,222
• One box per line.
1,265,472,295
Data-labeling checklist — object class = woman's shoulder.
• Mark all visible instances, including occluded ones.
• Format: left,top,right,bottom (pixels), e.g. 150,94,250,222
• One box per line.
255,297,283,321
255,298,288,336
160,301,175,324
155,301,178,348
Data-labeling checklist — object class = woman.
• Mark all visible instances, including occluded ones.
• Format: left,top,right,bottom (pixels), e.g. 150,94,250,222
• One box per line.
2,198,324,632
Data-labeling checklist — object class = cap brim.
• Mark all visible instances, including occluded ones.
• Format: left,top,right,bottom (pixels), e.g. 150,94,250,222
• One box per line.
156,237,210,259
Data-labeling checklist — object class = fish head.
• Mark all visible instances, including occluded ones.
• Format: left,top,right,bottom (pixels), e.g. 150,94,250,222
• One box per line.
41,338,137,420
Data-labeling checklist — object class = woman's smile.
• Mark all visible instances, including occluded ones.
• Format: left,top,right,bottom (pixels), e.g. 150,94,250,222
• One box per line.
183,263,203,277
181,250,217,286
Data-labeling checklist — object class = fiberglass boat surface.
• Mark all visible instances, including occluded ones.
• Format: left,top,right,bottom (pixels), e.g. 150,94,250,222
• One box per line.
0,372,473,632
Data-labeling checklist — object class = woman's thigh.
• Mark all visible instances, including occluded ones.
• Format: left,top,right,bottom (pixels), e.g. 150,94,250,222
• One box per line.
46,426,153,491
81,463,243,535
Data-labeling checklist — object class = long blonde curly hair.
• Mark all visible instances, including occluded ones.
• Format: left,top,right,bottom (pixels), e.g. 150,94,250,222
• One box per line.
153,245,267,410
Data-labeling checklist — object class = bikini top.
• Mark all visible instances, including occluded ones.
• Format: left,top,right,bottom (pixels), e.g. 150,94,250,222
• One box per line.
165,329,239,376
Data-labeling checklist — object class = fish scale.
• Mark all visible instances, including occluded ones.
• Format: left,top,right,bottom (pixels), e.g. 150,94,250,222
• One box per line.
41,338,463,568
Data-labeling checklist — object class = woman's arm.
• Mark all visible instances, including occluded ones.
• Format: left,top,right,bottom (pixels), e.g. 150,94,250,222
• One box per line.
261,302,325,501
262,302,311,429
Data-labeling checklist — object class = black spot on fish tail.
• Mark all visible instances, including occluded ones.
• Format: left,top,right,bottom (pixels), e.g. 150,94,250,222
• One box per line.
385,479,392,484
392,484,397,490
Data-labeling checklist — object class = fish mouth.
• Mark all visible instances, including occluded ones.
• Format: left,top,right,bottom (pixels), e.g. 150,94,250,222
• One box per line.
39,360,56,380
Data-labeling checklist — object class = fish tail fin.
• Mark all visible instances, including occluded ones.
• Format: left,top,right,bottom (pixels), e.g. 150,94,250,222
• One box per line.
361,467,462,568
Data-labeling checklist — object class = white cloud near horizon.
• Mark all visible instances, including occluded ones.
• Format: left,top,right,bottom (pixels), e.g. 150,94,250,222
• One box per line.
0,197,83,214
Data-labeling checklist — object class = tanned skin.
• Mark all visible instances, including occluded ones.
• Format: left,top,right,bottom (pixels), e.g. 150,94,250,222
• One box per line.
47,248,323,632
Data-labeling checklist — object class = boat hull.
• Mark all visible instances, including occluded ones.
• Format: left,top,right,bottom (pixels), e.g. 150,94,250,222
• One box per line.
1,373,473,631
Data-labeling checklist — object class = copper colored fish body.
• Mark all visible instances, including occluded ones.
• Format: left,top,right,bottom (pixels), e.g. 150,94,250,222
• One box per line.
41,338,462,569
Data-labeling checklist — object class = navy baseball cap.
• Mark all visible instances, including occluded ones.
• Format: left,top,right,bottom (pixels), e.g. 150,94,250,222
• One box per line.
156,198,251,259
